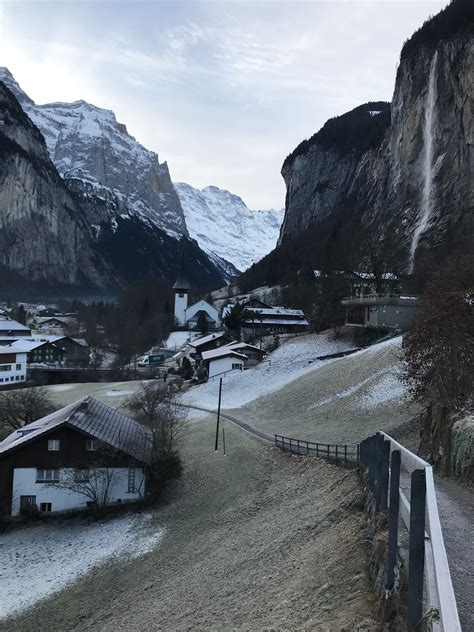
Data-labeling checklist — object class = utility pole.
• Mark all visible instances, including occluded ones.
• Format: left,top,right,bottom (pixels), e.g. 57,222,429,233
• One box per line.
214,377,223,451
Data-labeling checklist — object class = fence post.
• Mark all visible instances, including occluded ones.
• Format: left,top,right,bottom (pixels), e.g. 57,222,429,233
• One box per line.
306,441,309,455
335,444,338,465
289,438,292,453
380,440,391,511
327,444,330,460
387,449,401,590
375,434,384,510
344,444,347,464
367,436,376,493
407,469,426,629
357,443,360,465
316,443,319,457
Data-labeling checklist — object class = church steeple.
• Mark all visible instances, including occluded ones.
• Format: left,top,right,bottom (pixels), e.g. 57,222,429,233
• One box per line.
173,251,190,326
173,252,191,292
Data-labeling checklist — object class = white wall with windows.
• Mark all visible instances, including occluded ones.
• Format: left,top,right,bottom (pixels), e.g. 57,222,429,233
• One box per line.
11,466,145,516
0,349,27,386
208,355,244,378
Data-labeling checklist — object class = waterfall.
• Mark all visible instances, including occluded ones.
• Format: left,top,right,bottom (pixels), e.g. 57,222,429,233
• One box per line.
409,50,438,273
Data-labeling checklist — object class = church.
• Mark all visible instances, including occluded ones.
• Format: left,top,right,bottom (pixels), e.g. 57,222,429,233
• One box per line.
173,259,220,330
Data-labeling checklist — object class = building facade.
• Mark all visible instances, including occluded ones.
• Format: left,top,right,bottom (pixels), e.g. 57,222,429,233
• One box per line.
0,398,151,517
0,347,27,387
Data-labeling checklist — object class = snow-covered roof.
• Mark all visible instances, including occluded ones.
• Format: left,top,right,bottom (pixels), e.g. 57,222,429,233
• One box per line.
247,307,305,317
0,397,152,463
188,332,228,348
201,348,247,362
0,319,30,332
225,342,263,353
8,339,61,353
246,318,309,326
0,345,27,356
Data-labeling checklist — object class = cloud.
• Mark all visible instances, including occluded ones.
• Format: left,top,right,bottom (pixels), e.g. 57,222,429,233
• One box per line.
0,0,447,209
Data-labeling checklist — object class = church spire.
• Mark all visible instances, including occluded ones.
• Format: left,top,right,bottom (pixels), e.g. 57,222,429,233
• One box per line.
173,251,191,291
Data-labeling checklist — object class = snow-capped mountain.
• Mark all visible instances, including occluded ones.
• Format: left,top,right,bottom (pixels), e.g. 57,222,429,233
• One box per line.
174,183,284,272
0,67,186,239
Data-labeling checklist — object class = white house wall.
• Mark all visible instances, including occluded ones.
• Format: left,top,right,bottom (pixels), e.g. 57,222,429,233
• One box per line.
11,467,145,516
0,352,27,387
208,356,244,378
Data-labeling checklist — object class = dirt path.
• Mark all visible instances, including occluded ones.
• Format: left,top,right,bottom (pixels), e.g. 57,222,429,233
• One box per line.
434,477,474,631
4,418,378,632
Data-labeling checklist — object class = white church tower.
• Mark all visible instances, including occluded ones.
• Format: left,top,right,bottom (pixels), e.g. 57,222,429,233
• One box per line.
173,254,191,326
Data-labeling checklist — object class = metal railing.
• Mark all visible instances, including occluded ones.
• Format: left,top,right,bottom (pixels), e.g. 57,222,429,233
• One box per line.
274,434,359,466
360,433,461,632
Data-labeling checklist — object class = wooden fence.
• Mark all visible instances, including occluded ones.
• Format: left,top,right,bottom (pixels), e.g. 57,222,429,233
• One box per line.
359,433,460,632
274,434,359,466
274,431,461,631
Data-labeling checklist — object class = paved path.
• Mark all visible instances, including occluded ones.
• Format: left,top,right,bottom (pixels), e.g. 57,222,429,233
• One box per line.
434,476,474,631
183,404,274,444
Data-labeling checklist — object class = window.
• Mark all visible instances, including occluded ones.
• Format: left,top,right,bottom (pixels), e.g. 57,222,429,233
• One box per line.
20,495,37,509
86,439,98,451
16,364,21,370
40,502,52,512
127,467,136,493
0,365,11,372
36,469,59,482
74,468,90,482
232,363,243,370
48,439,60,451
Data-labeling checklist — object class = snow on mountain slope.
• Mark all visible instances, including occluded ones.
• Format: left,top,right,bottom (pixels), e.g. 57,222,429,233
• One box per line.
175,183,284,272
0,67,186,239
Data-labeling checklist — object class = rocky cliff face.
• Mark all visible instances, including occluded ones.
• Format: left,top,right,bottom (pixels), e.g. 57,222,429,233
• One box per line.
0,68,187,239
279,0,473,273
0,71,231,291
0,82,109,289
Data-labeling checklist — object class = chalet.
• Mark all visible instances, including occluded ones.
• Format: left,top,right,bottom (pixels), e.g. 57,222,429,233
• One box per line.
187,332,234,365
0,397,152,517
173,258,220,329
0,318,31,338
35,316,75,333
31,335,89,365
9,340,65,365
0,346,27,387
224,341,265,367
201,347,247,378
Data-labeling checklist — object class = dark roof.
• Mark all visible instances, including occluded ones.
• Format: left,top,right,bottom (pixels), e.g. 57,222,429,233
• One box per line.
173,252,191,291
0,397,153,464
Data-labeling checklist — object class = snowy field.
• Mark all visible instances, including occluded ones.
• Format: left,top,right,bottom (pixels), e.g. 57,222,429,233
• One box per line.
0,513,165,620
164,331,199,350
181,332,357,414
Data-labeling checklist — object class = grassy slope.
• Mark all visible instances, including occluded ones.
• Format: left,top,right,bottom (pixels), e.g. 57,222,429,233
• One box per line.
228,338,418,444
5,419,377,631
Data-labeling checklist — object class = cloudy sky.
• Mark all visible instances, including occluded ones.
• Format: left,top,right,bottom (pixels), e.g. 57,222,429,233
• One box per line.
0,0,447,209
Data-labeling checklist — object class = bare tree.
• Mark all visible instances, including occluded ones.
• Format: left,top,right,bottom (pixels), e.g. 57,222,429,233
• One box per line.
402,255,474,408
0,386,56,432
50,444,145,515
123,383,186,495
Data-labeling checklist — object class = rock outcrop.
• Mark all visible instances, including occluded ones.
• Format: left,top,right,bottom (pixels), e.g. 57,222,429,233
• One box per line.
278,0,473,273
0,82,109,289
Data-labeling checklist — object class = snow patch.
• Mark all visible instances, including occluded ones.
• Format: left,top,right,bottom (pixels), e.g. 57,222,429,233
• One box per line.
0,513,165,620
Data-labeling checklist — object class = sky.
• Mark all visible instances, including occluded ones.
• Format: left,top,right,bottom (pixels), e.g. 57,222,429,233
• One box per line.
0,0,447,209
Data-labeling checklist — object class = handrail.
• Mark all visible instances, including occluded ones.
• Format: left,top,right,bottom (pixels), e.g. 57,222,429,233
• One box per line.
361,433,461,632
